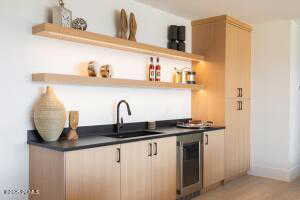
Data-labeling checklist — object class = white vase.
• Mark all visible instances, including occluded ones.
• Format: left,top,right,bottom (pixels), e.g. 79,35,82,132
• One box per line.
34,86,66,142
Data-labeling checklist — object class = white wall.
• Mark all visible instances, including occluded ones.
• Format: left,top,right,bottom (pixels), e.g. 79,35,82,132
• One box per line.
250,20,291,181
289,21,300,180
0,0,192,199
250,20,300,181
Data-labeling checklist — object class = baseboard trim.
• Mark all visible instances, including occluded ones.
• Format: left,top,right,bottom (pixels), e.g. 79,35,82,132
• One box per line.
289,165,300,181
249,166,290,182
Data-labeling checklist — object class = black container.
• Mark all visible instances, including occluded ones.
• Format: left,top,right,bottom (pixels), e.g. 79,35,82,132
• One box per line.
178,41,186,52
168,25,178,41
178,26,186,41
168,40,178,50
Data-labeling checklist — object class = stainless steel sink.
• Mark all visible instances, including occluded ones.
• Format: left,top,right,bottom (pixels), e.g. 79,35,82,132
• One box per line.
105,131,164,139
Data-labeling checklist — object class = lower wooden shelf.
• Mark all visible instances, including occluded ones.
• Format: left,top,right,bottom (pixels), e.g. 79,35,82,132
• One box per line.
32,73,204,90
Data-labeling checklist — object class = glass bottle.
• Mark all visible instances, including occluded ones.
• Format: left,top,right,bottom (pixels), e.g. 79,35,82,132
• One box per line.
155,57,161,82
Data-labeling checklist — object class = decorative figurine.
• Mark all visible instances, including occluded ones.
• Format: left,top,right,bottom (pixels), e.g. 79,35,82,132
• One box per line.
120,9,128,39
52,0,72,28
71,18,88,31
66,111,79,141
87,61,100,77
100,65,112,78
129,13,137,42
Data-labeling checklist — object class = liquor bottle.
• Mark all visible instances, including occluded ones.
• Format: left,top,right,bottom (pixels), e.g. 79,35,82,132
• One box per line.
155,57,161,82
149,57,155,81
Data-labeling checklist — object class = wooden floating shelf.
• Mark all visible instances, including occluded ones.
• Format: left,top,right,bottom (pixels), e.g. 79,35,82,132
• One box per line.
32,23,204,62
32,73,204,90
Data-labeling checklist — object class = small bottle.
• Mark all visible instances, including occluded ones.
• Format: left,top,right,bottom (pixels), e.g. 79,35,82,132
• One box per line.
149,57,155,81
155,57,161,82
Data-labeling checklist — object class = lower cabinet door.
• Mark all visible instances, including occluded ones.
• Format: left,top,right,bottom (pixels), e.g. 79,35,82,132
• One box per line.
151,137,177,200
65,145,121,200
121,140,152,200
225,98,250,179
203,131,225,188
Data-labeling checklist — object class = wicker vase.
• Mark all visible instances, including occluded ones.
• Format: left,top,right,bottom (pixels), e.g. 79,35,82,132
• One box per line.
34,86,66,142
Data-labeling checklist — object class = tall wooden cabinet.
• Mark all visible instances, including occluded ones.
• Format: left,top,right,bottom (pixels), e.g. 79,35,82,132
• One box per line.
191,15,252,181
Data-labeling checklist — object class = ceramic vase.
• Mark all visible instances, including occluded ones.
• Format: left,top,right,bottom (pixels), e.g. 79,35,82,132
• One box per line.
34,86,66,142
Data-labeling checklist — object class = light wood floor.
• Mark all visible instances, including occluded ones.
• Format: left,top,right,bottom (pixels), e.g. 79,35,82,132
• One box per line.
193,175,300,200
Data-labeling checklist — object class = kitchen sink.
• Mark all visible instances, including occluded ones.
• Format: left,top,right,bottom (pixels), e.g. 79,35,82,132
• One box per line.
105,131,164,139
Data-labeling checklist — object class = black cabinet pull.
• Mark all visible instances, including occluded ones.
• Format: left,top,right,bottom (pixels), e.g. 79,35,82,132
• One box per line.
153,143,158,156
116,148,121,163
237,88,243,97
148,143,152,157
205,135,209,145
237,101,243,111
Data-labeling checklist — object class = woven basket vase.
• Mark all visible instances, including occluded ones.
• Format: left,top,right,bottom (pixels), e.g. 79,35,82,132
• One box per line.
34,86,66,142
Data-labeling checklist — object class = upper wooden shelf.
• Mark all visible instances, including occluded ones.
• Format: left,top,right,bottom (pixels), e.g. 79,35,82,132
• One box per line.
32,73,204,91
32,23,204,62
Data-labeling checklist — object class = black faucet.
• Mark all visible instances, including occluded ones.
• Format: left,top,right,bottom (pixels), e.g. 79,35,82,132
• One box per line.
115,100,132,135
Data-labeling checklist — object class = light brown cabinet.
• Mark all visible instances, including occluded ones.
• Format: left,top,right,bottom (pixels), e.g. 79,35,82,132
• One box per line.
65,145,121,200
121,137,177,200
29,136,176,200
151,137,177,200
225,98,251,178
203,130,225,188
225,23,251,99
192,15,252,181
121,140,152,200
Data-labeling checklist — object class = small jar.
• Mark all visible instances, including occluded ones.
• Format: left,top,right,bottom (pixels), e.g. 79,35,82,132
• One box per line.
186,71,196,84
173,68,182,83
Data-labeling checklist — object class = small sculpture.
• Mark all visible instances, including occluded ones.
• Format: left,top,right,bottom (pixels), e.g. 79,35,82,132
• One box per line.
87,61,100,77
52,0,72,28
120,9,128,39
87,62,112,78
66,111,79,141
71,18,88,31
100,65,112,78
129,13,137,42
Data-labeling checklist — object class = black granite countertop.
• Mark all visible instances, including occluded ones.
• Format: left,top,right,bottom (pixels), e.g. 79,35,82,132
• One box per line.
28,126,225,152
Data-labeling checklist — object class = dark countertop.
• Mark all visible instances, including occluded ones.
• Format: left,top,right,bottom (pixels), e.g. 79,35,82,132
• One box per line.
28,126,225,152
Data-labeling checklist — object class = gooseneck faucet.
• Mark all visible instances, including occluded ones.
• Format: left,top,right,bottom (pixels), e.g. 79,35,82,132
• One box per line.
116,100,132,135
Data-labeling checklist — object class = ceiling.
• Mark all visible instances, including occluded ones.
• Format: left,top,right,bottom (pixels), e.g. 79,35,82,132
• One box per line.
134,0,300,24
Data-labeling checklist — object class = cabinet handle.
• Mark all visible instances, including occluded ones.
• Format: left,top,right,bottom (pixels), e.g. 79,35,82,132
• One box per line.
237,88,243,97
205,134,209,145
153,143,158,156
148,143,152,157
237,101,243,111
116,148,121,163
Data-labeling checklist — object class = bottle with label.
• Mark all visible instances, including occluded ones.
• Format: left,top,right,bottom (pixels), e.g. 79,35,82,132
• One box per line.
155,57,161,82
149,57,155,81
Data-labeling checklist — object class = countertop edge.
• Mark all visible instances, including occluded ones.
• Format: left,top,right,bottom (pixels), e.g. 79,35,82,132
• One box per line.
28,127,225,152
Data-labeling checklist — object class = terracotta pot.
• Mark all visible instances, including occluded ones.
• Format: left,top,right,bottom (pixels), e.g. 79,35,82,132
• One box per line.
34,86,66,141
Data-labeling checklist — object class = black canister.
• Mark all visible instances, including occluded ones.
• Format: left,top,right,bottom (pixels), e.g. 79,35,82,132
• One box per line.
178,41,186,52
178,26,186,41
168,40,178,50
168,25,178,41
